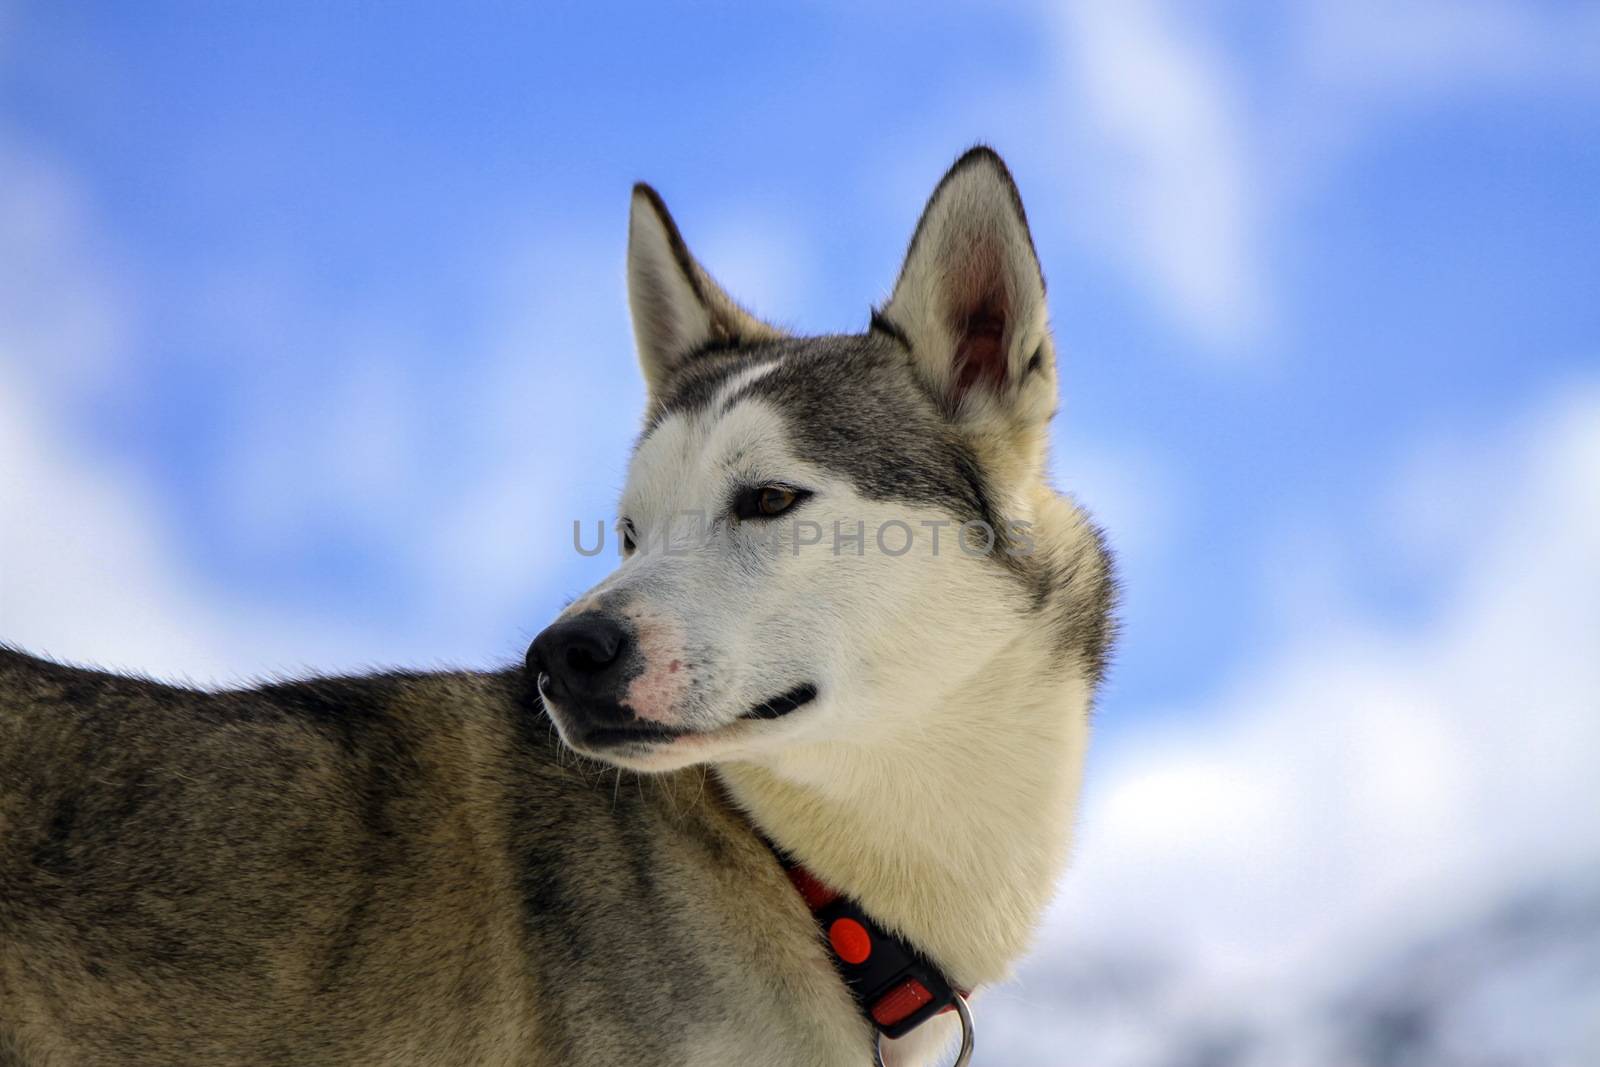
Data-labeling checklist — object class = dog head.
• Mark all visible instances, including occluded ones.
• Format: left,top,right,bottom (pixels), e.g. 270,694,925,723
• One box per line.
529,148,1106,771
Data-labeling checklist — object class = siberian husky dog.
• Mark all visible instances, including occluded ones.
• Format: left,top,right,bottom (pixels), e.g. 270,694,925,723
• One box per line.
0,147,1114,1066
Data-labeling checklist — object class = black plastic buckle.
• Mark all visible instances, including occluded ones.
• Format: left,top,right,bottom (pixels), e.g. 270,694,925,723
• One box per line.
811,893,958,1040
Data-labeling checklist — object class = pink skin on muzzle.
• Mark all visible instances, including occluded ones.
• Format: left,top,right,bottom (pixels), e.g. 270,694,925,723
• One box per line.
620,607,692,725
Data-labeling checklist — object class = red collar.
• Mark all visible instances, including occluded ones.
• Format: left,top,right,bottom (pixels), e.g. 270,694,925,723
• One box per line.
773,849,969,1040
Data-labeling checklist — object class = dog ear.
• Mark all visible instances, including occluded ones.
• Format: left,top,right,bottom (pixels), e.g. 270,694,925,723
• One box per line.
627,184,784,399
879,148,1054,425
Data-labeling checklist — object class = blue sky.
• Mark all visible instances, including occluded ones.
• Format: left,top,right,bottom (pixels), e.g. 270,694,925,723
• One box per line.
5,1,1598,704
3,2,1599,1060
5,2,1597,720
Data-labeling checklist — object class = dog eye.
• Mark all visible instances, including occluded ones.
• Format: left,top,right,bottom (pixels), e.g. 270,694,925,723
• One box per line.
733,485,811,520
758,487,796,516
619,519,638,555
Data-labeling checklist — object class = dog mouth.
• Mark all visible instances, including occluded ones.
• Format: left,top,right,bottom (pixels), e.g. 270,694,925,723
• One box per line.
573,722,689,749
540,678,819,751
738,683,818,722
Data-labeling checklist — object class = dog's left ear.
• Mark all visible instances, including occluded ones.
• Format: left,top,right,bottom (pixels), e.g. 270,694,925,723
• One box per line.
628,184,784,401
880,148,1054,428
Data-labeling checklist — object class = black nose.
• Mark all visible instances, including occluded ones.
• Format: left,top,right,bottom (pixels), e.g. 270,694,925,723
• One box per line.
528,613,630,701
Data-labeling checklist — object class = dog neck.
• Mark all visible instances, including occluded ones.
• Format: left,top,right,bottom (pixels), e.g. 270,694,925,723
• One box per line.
715,628,1090,990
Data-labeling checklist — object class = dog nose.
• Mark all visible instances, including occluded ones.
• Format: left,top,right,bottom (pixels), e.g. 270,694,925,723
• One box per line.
528,613,630,700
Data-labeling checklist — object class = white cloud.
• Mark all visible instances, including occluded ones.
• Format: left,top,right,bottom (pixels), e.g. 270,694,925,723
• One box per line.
1,370,221,680
0,125,651,677
696,208,820,333
1054,434,1187,571
1052,1,1263,351
1296,0,1600,99
0,136,434,682
983,381,1600,1063
0,136,383,681
0,137,133,398
0,137,239,680
404,226,646,641
1041,0,1600,358
0,357,384,684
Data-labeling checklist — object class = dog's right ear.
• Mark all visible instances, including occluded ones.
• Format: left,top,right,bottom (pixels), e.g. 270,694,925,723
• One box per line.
627,184,783,400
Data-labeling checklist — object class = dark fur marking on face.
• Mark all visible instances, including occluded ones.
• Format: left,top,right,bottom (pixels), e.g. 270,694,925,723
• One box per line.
677,335,749,368
1026,521,1119,693
952,446,1001,546
1076,526,1120,691
650,333,1002,531
640,344,786,436
714,357,789,418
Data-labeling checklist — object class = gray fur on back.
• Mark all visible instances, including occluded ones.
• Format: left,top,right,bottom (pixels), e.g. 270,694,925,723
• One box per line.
0,648,855,1065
